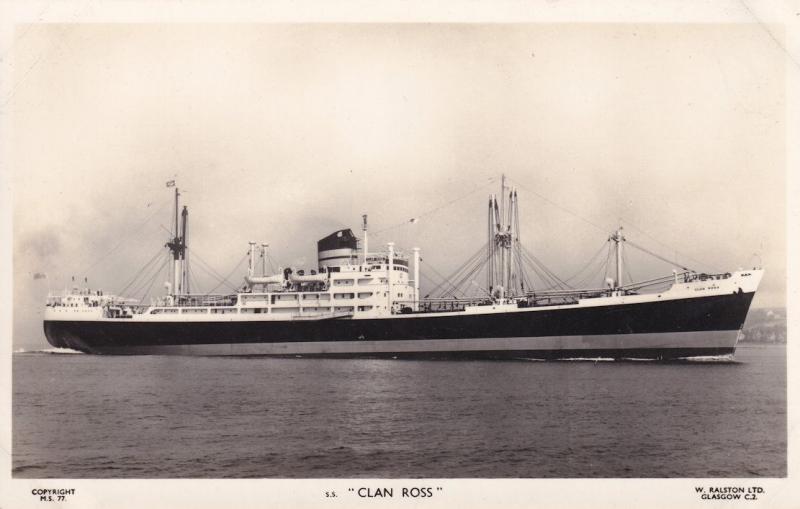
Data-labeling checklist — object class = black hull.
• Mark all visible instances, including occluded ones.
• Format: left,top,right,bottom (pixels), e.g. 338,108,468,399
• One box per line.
43,292,754,359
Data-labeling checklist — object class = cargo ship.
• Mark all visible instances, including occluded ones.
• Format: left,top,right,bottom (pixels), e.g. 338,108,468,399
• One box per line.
43,178,762,359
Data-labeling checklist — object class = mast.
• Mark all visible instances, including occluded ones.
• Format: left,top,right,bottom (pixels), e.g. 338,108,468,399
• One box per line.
248,241,257,278
261,243,269,275
165,185,186,296
610,227,625,291
499,175,506,294
387,242,395,313
174,187,179,244
493,194,501,295
505,186,513,293
500,174,506,234
362,214,368,264
487,196,495,293
181,205,189,294
482,175,524,301
413,247,420,311
508,189,525,294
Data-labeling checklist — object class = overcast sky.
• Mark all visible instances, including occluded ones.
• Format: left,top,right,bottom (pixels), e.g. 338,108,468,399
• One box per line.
11,23,785,349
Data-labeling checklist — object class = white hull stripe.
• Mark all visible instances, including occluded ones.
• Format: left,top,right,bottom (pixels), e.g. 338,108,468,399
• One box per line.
93,330,739,356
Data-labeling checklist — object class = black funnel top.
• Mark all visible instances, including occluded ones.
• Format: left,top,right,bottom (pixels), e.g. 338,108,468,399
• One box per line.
317,229,358,252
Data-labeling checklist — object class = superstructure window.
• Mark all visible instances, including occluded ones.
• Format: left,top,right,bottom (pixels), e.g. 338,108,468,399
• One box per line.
241,308,269,314
150,308,179,314
241,295,268,305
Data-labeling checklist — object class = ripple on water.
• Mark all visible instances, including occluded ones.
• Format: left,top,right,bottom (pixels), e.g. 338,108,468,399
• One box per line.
11,346,787,478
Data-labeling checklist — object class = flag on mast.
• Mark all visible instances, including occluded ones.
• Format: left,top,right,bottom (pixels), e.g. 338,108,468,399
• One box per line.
166,180,176,187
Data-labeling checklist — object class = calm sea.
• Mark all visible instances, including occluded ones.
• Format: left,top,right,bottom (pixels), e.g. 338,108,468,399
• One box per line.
12,344,786,478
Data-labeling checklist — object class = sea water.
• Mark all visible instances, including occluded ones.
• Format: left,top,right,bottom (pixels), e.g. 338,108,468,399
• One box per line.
12,344,786,478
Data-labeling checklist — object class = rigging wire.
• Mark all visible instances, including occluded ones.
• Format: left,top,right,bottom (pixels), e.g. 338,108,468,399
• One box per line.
446,246,489,292
77,199,172,277
562,241,611,284
265,252,277,274
156,217,243,293
371,177,497,237
418,270,442,298
514,244,531,294
520,245,570,290
618,218,720,273
421,258,465,297
626,239,692,272
517,250,555,290
190,255,236,291
206,253,249,294
127,250,170,301
521,251,567,291
444,249,490,297
506,175,719,274
187,247,241,292
506,177,609,234
184,247,190,294
429,255,471,296
512,191,528,295
623,249,634,286
602,241,613,285
427,243,489,298
136,254,169,304
187,262,202,295
571,242,612,289
117,246,168,296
